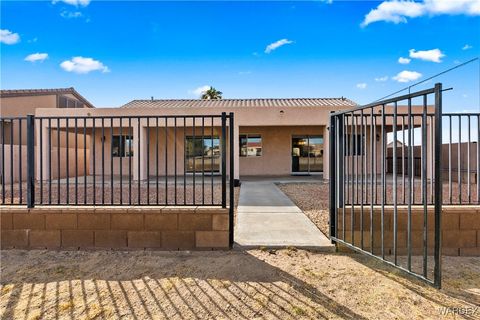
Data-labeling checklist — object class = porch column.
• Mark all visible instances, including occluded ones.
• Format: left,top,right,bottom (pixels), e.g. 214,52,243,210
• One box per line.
323,125,330,180
233,123,240,181
139,123,148,180
36,120,49,181
133,118,141,180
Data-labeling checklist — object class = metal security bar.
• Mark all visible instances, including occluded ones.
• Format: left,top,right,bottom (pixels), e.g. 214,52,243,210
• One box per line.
0,113,234,210
329,83,443,288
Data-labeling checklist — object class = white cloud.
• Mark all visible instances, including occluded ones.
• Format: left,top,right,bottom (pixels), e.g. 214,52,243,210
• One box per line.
462,44,473,50
356,83,367,89
61,10,83,18
409,48,445,62
24,53,48,63
189,85,211,96
0,29,20,45
398,57,411,64
264,39,293,54
392,70,422,83
361,0,480,27
60,56,109,74
52,0,90,7
375,76,389,82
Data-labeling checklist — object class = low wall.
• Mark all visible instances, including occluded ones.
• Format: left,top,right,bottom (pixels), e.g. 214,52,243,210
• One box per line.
0,206,230,250
336,205,480,256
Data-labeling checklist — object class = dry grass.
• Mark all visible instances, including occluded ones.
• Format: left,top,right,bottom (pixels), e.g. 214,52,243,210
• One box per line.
1,250,479,319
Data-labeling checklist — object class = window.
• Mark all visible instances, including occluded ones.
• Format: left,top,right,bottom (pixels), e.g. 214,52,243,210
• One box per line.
240,134,262,157
112,136,133,157
185,136,220,172
59,96,84,108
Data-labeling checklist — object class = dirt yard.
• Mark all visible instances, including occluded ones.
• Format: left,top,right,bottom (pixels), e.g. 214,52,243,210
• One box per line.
1,182,479,319
1,249,479,319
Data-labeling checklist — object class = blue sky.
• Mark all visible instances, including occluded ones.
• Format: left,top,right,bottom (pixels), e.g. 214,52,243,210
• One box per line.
1,0,479,110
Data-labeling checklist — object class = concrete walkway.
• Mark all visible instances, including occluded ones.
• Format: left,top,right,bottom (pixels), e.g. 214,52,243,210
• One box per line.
235,181,334,251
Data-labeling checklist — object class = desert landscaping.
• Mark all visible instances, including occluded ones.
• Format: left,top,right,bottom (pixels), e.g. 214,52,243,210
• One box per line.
1,181,479,319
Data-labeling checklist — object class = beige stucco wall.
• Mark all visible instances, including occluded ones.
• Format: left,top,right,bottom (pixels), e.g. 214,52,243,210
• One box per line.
0,95,57,117
239,125,325,176
0,144,89,183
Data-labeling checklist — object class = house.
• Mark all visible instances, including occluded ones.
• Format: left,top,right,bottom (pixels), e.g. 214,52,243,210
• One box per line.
31,97,358,182
2,88,443,185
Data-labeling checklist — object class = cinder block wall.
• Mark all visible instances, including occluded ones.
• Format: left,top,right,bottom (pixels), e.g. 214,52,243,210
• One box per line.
336,206,480,256
0,206,230,250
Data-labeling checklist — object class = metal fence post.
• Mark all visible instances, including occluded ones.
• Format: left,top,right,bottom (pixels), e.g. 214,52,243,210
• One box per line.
229,112,235,247
329,112,336,241
26,114,35,208
221,112,227,208
434,82,443,288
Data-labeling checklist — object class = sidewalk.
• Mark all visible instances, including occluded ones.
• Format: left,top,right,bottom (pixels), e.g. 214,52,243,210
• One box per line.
235,181,334,251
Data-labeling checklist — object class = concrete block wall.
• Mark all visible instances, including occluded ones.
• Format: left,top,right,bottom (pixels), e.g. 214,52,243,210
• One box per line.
336,206,480,256
0,206,230,250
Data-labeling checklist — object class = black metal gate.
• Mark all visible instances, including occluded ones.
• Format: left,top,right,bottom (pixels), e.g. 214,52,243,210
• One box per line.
329,83,443,287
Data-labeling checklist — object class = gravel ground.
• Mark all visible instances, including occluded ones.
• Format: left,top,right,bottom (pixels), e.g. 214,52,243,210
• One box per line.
277,181,479,238
0,183,239,207
1,249,479,319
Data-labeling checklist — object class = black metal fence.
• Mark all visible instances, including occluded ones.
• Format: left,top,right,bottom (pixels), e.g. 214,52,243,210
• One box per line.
0,113,234,210
443,113,480,204
329,83,443,287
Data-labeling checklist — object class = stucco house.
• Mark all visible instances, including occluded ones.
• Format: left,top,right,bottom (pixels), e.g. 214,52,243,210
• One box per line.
31,97,358,183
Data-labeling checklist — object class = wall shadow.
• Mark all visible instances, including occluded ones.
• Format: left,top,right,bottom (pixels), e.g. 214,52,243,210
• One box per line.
0,250,366,319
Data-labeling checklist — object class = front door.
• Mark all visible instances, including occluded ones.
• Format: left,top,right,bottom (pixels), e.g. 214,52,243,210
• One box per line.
291,135,323,174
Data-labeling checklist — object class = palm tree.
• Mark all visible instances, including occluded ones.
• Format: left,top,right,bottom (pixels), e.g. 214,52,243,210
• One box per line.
201,87,223,100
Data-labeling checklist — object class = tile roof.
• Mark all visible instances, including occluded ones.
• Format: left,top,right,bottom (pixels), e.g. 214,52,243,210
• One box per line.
121,98,357,109
0,87,95,108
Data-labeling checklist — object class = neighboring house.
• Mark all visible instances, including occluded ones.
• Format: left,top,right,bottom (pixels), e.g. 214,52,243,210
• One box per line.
1,87,94,114
386,140,405,149
0,88,94,183
0,87,94,144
